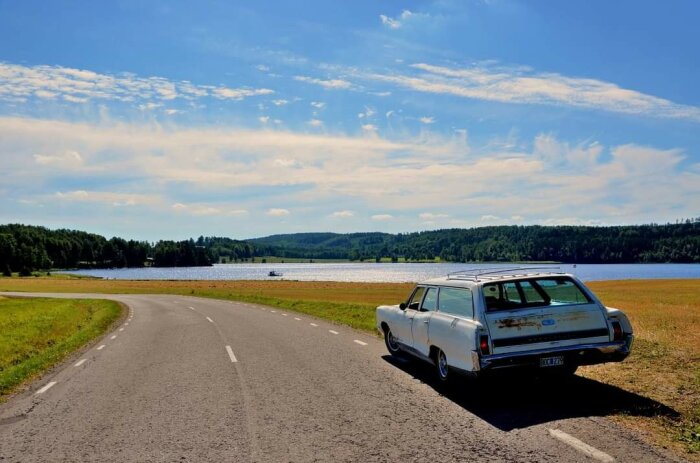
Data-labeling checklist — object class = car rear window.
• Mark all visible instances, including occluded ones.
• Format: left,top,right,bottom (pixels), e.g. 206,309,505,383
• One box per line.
438,287,474,319
483,277,591,312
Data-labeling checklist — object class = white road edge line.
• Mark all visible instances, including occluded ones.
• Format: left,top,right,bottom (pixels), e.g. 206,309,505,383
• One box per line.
111,335,117,340
206,316,214,323
97,345,106,350
119,328,124,332
282,313,288,316
74,359,87,367
36,381,57,394
225,345,238,363
548,429,615,462
310,323,318,327
354,340,368,346
294,317,301,321
329,330,339,335
188,306,196,310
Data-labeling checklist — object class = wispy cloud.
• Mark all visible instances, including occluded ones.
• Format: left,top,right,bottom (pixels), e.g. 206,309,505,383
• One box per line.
379,10,414,29
172,202,248,216
330,210,354,218
294,75,352,90
267,208,290,217
365,63,700,122
0,62,273,104
3,116,698,228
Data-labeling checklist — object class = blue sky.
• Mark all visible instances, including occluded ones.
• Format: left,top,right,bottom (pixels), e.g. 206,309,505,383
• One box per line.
0,0,698,240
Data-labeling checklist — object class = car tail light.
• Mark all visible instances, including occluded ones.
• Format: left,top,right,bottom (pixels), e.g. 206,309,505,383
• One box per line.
611,321,623,341
479,335,490,355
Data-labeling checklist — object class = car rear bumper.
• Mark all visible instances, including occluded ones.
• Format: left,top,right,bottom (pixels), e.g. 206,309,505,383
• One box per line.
479,334,634,370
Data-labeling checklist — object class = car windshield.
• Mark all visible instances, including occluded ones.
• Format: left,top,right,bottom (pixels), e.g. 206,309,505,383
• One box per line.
483,277,591,312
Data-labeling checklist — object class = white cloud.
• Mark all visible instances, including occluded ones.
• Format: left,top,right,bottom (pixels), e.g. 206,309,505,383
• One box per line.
372,214,394,221
311,101,326,109
419,212,448,220
331,210,354,218
419,116,435,124
0,62,274,105
364,63,700,122
380,10,414,29
256,65,270,72
259,116,270,124
212,87,273,100
54,190,153,207
308,119,323,127
272,99,289,106
362,124,378,132
294,75,352,90
171,202,248,216
273,158,300,167
164,109,181,115
4,117,698,228
358,106,376,119
267,208,290,216
34,150,82,166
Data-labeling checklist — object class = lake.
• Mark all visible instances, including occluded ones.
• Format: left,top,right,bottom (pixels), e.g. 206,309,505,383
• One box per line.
57,263,700,283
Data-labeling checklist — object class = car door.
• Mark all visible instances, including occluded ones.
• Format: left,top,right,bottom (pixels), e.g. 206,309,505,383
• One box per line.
412,286,438,357
393,286,425,346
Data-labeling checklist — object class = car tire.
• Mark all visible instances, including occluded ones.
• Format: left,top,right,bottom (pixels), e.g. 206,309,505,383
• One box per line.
435,348,450,382
384,327,403,357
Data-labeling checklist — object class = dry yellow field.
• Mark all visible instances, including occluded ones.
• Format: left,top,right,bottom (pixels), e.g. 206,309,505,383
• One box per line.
0,276,698,456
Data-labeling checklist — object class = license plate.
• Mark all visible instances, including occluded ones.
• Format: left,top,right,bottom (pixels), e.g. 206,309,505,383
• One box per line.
540,356,564,368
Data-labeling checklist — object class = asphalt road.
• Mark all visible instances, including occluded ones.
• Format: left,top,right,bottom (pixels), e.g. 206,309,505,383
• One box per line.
0,293,685,462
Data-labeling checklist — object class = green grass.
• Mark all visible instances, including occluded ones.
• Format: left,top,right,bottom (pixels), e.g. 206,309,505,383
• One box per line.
0,297,123,400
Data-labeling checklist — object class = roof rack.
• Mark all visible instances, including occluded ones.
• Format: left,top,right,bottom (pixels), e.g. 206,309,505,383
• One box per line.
446,266,563,281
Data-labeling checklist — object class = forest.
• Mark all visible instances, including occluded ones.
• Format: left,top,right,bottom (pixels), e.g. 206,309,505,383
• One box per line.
0,219,698,275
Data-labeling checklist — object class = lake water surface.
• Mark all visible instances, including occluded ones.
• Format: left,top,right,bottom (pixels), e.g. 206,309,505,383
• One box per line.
58,263,700,283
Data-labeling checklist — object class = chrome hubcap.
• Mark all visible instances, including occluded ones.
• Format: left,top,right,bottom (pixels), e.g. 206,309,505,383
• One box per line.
388,331,399,351
438,351,448,377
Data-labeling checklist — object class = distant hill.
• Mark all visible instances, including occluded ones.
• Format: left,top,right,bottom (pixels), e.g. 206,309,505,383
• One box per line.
249,221,700,263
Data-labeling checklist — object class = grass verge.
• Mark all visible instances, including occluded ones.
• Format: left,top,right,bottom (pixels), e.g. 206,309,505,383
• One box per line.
0,275,697,458
0,296,123,401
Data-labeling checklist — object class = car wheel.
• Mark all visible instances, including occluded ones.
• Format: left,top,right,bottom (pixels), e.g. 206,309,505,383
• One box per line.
384,327,402,357
435,348,449,382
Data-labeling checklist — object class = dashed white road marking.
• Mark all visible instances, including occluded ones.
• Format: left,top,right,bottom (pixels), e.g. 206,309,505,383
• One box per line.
74,359,87,367
294,317,301,321
282,313,288,316
548,429,615,462
124,323,129,326
36,381,57,395
206,316,214,323
225,345,238,363
271,310,277,313
96,345,106,350
119,328,124,332
188,306,196,311
329,330,339,335
110,335,117,340
354,340,368,346
310,323,318,327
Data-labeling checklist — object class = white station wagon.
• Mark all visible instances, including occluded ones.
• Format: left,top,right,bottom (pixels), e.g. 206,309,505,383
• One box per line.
376,268,634,381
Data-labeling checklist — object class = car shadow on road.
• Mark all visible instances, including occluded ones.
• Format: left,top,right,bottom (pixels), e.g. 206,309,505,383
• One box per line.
382,355,679,431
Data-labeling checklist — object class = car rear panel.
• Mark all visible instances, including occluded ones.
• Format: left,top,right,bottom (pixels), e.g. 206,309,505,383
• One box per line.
484,303,611,355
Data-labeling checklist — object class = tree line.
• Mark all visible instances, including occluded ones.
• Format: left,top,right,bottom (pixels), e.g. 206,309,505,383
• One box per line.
1,219,698,275
250,219,700,263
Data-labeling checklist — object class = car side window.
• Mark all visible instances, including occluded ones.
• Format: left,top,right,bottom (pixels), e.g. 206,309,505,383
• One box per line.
420,287,438,312
438,287,474,319
407,286,426,310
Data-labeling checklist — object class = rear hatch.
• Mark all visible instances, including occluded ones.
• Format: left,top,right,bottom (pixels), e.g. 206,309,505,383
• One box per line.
481,277,610,355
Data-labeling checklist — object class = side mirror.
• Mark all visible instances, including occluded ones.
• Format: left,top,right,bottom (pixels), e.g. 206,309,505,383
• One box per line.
399,302,407,310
